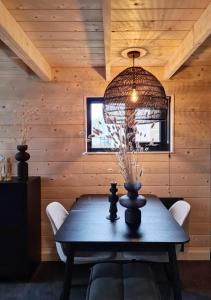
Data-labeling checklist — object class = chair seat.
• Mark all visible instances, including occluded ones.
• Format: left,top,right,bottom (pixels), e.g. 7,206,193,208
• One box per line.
86,262,161,300
123,252,169,263
74,252,116,263
123,243,182,263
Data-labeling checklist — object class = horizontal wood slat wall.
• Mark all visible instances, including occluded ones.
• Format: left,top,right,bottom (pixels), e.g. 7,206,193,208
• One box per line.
0,58,210,260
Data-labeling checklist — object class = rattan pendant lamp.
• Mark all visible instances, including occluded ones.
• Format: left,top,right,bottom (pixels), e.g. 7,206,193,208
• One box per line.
103,49,168,124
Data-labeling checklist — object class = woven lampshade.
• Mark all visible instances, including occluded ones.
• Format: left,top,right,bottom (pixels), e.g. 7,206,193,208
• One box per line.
103,65,168,124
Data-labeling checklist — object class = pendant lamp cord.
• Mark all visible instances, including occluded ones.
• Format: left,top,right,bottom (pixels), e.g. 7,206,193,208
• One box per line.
132,53,135,88
168,152,172,197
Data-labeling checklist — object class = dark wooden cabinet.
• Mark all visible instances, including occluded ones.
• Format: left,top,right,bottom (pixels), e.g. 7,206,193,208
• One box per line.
0,177,41,279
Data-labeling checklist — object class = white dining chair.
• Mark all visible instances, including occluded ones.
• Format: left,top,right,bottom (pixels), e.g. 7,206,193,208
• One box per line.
46,201,115,263
123,200,191,262
169,200,191,227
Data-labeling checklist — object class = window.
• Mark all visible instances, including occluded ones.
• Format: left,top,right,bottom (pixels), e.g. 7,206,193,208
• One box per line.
86,97,171,152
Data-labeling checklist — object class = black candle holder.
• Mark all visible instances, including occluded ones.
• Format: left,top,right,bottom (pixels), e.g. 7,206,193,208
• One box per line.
106,182,120,221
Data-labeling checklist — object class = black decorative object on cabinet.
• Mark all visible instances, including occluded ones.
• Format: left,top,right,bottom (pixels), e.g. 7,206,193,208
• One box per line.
0,177,41,279
15,145,30,181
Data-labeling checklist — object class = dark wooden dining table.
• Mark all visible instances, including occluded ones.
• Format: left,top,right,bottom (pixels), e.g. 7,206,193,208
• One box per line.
55,194,189,300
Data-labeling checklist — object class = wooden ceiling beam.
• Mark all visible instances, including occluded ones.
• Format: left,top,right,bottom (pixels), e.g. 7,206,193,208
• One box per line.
0,0,52,81
164,2,211,80
102,0,111,81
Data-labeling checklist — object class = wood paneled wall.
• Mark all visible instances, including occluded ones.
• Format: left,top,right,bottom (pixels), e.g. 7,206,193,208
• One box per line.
0,56,210,260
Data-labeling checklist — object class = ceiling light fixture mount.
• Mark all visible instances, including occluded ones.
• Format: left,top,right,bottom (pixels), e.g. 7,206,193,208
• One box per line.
121,47,147,60
127,50,140,59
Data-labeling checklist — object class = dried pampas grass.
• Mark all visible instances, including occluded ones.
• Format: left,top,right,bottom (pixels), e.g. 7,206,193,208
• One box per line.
90,111,145,184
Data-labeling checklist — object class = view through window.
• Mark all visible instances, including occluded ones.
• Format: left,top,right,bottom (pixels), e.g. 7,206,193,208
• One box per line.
87,97,170,152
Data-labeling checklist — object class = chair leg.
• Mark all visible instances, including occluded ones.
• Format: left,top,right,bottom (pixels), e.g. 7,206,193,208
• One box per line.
164,263,172,282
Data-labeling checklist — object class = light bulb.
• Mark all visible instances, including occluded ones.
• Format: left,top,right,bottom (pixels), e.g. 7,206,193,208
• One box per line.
131,87,138,103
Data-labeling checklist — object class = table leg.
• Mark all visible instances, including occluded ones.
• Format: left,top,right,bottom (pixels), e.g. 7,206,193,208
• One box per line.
60,247,74,300
168,245,182,300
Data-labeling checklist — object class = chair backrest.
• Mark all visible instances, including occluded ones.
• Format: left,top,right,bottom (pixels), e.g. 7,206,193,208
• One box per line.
46,202,68,262
169,200,191,226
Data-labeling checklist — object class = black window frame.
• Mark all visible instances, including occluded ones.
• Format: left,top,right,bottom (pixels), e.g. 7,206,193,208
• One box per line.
86,96,171,152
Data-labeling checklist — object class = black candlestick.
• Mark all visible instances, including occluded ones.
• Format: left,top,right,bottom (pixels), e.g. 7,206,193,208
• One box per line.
106,182,120,221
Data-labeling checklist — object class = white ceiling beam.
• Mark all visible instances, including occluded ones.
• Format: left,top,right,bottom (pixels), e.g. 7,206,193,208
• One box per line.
0,0,52,81
102,0,111,81
164,2,211,80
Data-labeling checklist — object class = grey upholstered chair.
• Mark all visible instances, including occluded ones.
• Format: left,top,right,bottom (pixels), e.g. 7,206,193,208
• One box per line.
46,201,115,263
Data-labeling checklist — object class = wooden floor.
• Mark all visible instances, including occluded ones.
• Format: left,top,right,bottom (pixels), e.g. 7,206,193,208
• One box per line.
179,261,211,298
0,261,211,300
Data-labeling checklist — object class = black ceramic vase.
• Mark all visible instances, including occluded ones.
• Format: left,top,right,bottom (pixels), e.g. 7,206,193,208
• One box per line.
119,182,146,229
15,145,30,181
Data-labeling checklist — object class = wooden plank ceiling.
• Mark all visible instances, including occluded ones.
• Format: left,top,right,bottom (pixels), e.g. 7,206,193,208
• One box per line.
1,0,211,79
